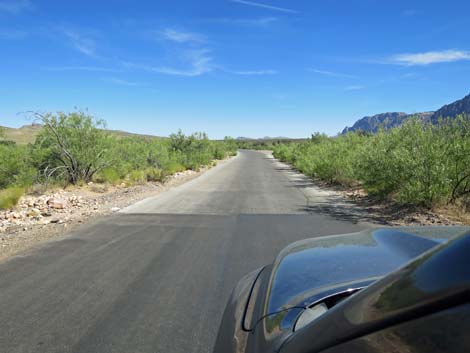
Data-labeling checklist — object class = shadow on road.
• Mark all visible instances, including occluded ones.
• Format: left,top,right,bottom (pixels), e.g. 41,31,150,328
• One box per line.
300,201,390,225
268,158,393,225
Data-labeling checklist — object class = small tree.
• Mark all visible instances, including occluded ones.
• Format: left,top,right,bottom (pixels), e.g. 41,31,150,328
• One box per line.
169,129,189,152
32,111,112,185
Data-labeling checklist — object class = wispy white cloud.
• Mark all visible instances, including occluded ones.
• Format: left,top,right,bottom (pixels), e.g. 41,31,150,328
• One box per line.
62,29,97,57
231,0,299,14
207,17,278,26
344,85,365,91
43,66,119,72
124,49,213,77
160,28,205,44
0,0,32,14
157,49,213,76
389,50,470,65
0,28,28,39
231,69,278,75
102,77,141,86
309,68,357,79
148,28,213,76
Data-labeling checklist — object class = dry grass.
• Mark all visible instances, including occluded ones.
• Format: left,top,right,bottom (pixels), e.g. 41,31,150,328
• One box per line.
1,125,42,145
435,201,470,225
0,187,25,209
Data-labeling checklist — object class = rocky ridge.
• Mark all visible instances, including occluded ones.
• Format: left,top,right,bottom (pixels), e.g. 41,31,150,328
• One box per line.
342,93,470,134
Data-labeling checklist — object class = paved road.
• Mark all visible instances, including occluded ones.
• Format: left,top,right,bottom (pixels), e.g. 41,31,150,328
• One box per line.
0,150,369,353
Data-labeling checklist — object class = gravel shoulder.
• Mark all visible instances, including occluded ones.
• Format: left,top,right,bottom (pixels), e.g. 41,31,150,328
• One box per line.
0,158,233,262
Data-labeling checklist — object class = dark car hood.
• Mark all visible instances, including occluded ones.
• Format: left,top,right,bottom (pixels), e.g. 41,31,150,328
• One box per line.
212,227,469,353
265,227,469,316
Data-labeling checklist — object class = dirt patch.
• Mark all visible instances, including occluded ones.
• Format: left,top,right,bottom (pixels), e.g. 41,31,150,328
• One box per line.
340,189,460,226
0,159,231,262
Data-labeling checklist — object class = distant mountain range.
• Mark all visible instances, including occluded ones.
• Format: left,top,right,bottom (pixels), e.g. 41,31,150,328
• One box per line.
236,136,291,141
0,124,163,145
342,93,470,134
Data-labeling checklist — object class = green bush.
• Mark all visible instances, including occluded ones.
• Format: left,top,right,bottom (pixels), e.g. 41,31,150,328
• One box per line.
162,160,186,175
95,168,121,185
273,116,470,208
0,187,24,210
33,111,113,185
274,132,363,186
127,170,146,184
145,168,165,182
212,145,226,160
0,144,34,189
0,111,237,193
356,119,462,206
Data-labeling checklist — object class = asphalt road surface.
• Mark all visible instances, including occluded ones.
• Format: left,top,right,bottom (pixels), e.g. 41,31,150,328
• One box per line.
0,150,369,353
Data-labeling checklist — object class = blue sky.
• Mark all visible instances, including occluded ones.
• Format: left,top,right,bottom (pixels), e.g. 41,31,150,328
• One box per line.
1,0,469,138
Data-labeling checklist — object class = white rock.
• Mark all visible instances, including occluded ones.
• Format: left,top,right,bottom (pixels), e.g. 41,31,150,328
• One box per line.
47,198,68,209
11,212,22,219
27,208,41,217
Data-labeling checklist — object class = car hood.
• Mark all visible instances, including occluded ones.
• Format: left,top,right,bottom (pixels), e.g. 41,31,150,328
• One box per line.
212,226,469,353
265,227,469,317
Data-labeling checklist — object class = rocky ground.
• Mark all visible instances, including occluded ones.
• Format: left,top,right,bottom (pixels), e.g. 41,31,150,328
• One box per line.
0,161,228,262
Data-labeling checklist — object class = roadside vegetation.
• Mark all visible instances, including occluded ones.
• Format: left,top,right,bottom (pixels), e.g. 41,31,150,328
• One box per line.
236,139,304,150
0,111,237,209
273,115,470,210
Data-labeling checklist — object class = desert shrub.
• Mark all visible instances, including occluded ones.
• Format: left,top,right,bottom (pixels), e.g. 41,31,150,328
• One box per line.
1,111,235,192
170,131,216,169
127,170,146,184
356,119,461,206
223,136,238,156
33,111,113,184
273,116,470,208
0,187,24,209
274,132,364,186
212,144,226,160
95,168,121,185
145,168,165,182
389,121,450,206
162,160,186,175
0,144,34,188
442,116,470,203
272,144,294,162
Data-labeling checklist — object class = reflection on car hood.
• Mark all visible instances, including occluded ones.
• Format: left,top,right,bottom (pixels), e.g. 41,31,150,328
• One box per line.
265,227,469,315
